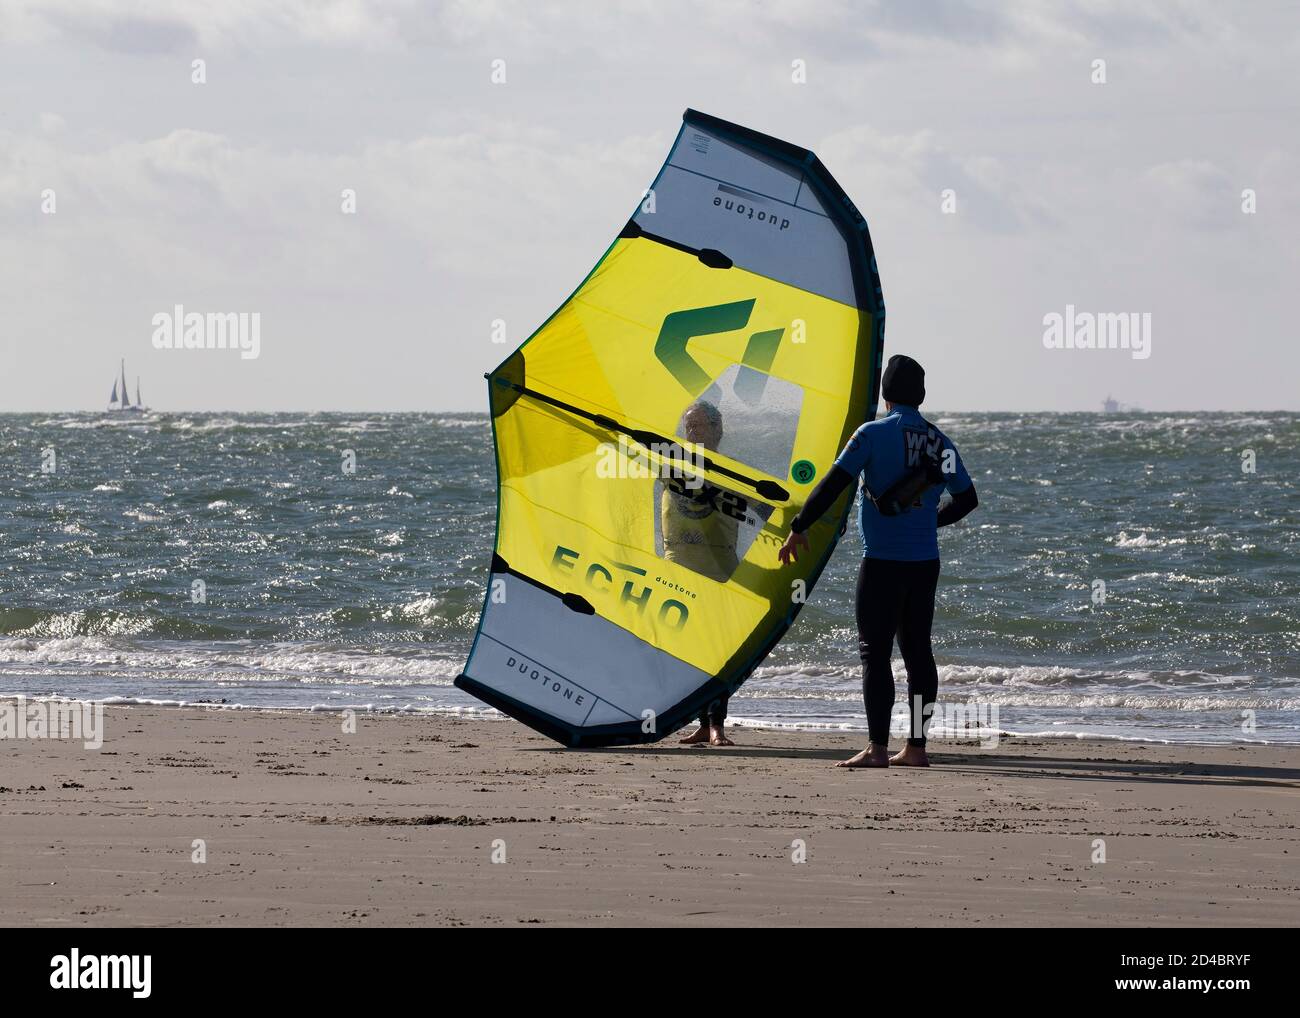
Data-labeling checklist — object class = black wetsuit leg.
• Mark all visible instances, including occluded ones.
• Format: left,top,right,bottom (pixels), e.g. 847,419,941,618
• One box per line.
855,558,905,745
699,694,729,728
855,557,941,746
895,559,941,746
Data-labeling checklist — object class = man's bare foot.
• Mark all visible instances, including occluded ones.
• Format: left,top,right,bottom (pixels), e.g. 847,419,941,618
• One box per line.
679,726,710,745
836,744,890,768
709,725,734,747
890,744,930,767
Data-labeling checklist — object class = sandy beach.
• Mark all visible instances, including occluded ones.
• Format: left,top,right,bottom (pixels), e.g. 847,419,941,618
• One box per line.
2,702,1297,927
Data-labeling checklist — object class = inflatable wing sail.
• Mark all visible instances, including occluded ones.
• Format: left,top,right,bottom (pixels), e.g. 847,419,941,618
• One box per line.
457,109,885,747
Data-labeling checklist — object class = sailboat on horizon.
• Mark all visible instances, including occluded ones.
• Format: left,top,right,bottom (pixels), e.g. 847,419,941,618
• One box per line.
107,359,148,414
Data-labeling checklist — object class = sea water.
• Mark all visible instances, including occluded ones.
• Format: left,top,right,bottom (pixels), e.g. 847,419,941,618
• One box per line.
2,411,1296,744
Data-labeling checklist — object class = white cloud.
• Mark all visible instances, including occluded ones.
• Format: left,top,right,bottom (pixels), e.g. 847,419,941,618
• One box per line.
1142,159,1236,230
1,0,1296,410
820,125,1056,234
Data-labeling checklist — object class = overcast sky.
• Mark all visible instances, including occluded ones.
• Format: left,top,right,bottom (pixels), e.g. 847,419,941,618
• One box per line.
2,0,1297,412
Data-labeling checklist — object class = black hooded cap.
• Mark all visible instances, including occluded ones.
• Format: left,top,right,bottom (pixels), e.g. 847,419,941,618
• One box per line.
881,354,925,407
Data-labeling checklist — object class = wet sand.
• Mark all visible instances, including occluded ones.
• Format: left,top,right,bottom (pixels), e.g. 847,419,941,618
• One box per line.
2,703,1297,926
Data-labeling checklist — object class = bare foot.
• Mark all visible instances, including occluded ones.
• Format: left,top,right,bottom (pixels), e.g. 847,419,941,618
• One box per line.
836,744,890,768
889,744,930,767
679,725,710,745
709,725,734,747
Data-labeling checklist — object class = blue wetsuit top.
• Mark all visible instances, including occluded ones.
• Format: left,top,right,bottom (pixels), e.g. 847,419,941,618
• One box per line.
832,405,972,561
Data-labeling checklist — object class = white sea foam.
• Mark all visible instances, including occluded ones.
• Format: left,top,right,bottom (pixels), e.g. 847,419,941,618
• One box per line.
0,691,505,718
0,635,460,682
1114,530,1190,549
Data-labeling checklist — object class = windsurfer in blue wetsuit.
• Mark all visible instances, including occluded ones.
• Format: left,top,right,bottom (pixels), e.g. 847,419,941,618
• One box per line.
778,355,979,768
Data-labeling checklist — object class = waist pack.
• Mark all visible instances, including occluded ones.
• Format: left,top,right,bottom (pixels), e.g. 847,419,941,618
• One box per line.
865,424,945,517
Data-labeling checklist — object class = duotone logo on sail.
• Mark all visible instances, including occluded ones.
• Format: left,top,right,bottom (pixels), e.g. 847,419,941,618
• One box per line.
653,298,783,395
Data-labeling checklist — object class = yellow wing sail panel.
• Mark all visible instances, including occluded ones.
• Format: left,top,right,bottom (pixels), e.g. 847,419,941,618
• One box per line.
457,109,885,746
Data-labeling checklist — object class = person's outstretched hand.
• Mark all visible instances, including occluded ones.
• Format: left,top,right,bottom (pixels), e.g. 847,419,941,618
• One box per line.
778,530,809,565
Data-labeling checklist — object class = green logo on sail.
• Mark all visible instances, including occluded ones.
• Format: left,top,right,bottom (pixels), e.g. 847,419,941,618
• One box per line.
654,299,784,395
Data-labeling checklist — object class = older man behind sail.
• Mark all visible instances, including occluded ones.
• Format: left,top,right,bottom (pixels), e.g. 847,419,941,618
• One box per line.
662,401,739,747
